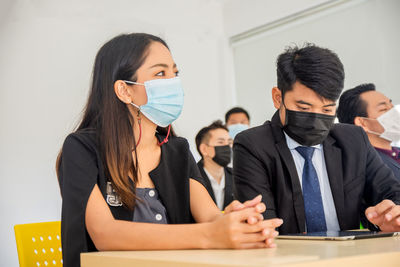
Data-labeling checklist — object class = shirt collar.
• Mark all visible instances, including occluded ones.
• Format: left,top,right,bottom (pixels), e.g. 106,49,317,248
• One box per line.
284,132,322,150
375,146,400,159
203,168,225,186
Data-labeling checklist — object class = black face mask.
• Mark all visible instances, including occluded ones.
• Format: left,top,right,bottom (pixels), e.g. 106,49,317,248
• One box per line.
283,108,335,146
212,145,232,167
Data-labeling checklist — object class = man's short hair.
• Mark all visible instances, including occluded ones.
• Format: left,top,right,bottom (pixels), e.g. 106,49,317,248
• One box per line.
337,83,376,124
277,43,345,101
195,120,228,158
225,107,250,123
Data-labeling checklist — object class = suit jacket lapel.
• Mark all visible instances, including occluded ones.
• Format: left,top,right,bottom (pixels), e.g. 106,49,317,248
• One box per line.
388,158,400,171
271,112,306,232
381,152,400,171
224,168,234,207
322,135,345,230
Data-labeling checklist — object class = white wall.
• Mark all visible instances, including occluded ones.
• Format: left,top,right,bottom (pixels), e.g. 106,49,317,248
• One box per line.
0,0,230,266
221,0,333,124
231,0,400,126
223,0,331,38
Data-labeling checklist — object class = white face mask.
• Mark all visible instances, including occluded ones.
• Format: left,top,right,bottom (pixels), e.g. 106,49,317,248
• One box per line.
364,105,400,142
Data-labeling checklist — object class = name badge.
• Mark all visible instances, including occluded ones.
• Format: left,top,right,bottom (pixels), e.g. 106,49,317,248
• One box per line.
106,181,122,207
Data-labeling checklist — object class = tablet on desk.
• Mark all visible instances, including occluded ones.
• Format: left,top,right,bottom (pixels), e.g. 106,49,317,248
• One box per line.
277,231,400,241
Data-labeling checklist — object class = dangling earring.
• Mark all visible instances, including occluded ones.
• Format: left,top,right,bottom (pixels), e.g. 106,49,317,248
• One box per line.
136,109,142,147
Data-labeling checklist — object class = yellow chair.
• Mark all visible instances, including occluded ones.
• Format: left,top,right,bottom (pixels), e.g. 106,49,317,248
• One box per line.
14,221,63,267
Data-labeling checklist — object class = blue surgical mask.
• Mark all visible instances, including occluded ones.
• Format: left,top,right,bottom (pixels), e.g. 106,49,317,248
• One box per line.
125,77,184,127
228,123,249,139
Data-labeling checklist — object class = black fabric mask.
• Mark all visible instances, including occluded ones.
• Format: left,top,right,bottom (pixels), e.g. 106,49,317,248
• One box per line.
212,145,232,167
283,108,335,146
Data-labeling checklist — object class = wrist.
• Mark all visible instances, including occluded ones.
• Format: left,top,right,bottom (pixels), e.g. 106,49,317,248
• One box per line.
212,211,224,221
198,222,213,249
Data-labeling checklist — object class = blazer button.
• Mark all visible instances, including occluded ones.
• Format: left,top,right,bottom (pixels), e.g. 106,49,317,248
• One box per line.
155,214,162,221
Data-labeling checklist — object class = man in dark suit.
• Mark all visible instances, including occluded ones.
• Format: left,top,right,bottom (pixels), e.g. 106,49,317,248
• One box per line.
234,44,400,234
337,83,400,180
195,120,235,210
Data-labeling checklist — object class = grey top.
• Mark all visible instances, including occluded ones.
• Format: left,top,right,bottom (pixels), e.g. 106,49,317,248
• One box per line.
133,188,168,224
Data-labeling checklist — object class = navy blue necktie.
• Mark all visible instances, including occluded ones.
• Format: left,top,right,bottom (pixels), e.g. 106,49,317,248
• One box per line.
295,146,327,232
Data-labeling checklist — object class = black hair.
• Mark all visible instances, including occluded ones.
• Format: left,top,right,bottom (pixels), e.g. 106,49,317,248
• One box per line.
225,107,250,123
337,83,376,124
57,33,171,210
277,43,345,101
195,120,228,158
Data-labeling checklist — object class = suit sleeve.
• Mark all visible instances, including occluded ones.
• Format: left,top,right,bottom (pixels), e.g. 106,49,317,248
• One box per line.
58,134,99,267
362,129,400,206
233,132,278,219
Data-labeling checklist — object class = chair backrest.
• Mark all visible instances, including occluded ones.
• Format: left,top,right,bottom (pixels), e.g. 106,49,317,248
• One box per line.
14,221,63,267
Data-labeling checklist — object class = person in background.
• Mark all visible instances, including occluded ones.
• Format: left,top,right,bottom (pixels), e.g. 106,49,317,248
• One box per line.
195,120,235,210
233,44,400,235
57,33,282,267
337,83,400,180
225,107,250,139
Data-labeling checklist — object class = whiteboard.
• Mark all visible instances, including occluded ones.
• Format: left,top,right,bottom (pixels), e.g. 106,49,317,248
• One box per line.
232,0,400,126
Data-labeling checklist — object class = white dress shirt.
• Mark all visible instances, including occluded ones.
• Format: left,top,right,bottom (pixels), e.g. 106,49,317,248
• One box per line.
204,168,226,210
284,133,340,231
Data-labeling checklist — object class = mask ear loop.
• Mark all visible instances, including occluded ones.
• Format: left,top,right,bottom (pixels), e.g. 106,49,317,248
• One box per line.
280,92,289,127
158,125,171,146
359,117,384,136
126,79,144,148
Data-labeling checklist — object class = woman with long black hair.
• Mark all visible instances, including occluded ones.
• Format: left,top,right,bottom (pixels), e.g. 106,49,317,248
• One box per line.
56,33,282,267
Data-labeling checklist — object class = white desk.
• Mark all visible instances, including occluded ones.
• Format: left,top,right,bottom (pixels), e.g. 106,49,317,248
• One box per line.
81,236,400,267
